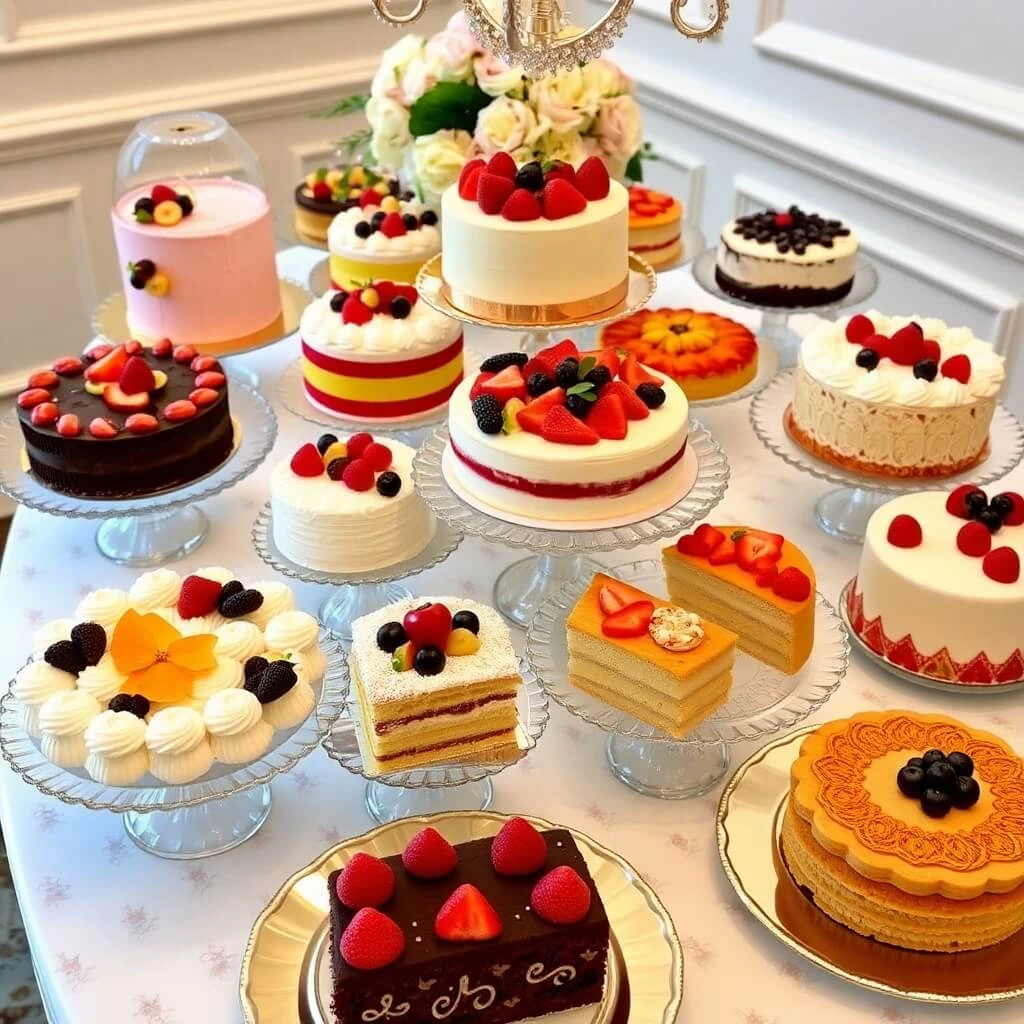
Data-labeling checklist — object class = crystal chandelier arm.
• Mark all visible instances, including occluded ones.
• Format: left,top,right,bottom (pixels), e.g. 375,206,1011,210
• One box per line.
371,0,430,26
670,0,728,39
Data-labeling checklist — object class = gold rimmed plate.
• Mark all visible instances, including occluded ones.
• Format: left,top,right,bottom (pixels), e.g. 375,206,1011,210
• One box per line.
717,727,1024,1004
241,811,683,1023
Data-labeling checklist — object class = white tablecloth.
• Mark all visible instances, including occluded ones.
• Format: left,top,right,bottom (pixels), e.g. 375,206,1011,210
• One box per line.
1,247,1021,1024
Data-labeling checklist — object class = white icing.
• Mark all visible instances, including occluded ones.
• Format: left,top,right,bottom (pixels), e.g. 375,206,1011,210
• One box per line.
259,679,315,730
263,611,320,653
31,618,76,656
214,621,265,662
145,707,207,755
328,200,440,259
202,689,263,736
14,660,76,706
38,691,100,736
246,581,295,631
76,654,127,703
431,977,495,1020
75,589,130,629
84,710,146,757
191,566,234,585
128,569,181,611
297,646,328,683
361,994,410,1021
191,657,243,700
525,963,576,986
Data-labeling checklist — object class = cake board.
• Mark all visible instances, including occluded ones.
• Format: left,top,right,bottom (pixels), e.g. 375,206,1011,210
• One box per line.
750,370,1024,542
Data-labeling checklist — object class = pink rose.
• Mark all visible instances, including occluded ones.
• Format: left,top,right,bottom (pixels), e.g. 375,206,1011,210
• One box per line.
595,95,644,178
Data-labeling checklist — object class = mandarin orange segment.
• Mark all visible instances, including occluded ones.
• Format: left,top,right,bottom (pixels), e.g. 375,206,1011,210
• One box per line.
166,634,218,674
124,661,195,704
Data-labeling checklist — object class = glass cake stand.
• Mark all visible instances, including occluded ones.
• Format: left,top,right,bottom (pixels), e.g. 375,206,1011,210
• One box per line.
691,248,879,369
0,378,277,566
527,559,850,800
322,657,549,824
750,370,1024,542
413,423,730,628
251,502,463,641
0,628,346,859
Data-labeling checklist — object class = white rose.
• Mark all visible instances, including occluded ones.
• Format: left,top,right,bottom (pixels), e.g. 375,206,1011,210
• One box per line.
366,96,412,173
397,52,440,105
594,95,644,179
474,97,541,158
411,130,474,205
473,52,527,98
529,68,598,135
370,34,426,101
446,10,480,50
426,26,479,82
582,58,632,99
536,129,587,168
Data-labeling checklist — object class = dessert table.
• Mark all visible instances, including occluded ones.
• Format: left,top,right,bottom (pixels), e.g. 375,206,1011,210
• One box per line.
1,246,1021,1024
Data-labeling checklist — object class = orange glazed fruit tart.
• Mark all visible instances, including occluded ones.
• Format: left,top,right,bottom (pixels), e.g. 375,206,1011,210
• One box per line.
600,309,757,401
566,573,737,738
785,711,1024,952
627,186,683,270
663,525,814,674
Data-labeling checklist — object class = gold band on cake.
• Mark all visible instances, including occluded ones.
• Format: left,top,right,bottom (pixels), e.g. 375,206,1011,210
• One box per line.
442,277,630,325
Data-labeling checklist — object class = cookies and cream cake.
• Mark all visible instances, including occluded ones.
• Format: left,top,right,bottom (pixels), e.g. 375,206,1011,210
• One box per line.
789,312,1005,478
716,206,857,307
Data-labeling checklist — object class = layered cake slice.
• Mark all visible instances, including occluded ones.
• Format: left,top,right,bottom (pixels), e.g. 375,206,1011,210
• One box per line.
566,574,737,737
628,185,683,270
349,598,521,772
329,818,609,1024
663,525,815,674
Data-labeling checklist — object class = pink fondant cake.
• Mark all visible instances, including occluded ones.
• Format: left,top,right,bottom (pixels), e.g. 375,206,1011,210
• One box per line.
111,178,282,354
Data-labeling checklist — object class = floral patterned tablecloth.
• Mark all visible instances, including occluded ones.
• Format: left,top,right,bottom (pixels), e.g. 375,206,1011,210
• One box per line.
0,247,1021,1024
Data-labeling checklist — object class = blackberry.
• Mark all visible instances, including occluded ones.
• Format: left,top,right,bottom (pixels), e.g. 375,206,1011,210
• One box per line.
218,580,244,608
566,394,591,418
480,352,529,373
514,161,545,192
70,622,106,667
175,194,194,217
452,610,480,635
44,640,85,676
636,383,667,409
316,433,339,455
472,395,503,435
256,661,298,704
329,292,348,313
244,656,269,681
129,694,150,719
376,471,402,497
354,221,371,239
389,296,411,319
526,373,555,398
420,210,438,226
108,694,134,714
584,365,612,391
220,589,265,618
555,358,580,387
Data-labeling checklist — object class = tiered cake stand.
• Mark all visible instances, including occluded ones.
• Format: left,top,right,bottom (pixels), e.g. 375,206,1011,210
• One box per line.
527,559,850,799
751,371,1024,542
691,248,879,369
0,378,277,566
0,628,346,859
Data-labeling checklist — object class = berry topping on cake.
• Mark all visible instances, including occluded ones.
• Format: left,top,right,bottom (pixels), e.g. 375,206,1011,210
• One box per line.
541,404,599,445
735,530,783,569
733,206,850,253
895,749,979,818
340,908,405,970
479,365,528,404
118,356,156,395
134,184,195,226
480,352,529,374
188,388,219,408
478,173,516,216
946,484,986,519
957,521,992,557
941,354,971,383
221,588,265,619
376,471,402,498
983,546,1020,584
177,574,223,619
290,443,325,478
252,660,295,703
244,656,269,681
486,152,517,179
707,535,736,565
403,602,452,649
402,827,458,879
888,324,925,367
772,566,812,602
994,492,1024,526
636,382,666,408
501,188,542,221
601,600,655,638
491,817,547,876
435,884,502,942
88,417,118,439
341,459,374,492
28,370,58,390
587,392,627,440
603,381,650,420
29,403,59,427
194,371,226,390
543,161,576,186
379,212,407,238
163,400,197,422
17,388,52,409
56,414,81,437
541,178,587,221
344,433,371,459
575,156,610,201
531,866,592,925
361,442,392,473
472,394,505,435
676,524,725,557
337,852,396,910
341,294,373,326
887,514,923,549
53,356,84,376
458,162,484,201
445,628,480,656
44,639,86,675
855,348,880,371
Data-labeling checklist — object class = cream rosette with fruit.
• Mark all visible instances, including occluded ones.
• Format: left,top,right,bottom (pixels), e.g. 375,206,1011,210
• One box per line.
789,312,1005,478
13,570,326,786
447,338,689,525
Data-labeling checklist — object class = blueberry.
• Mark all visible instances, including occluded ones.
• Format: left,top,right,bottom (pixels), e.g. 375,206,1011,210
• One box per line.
921,749,947,766
376,621,407,653
906,757,925,769
585,365,612,391
452,610,480,635
134,197,155,216
354,221,371,239
946,751,974,777
964,490,988,518
175,194,194,216
389,296,411,319
413,645,446,676
913,359,938,382
420,210,438,226
855,348,879,371
925,760,959,794
329,292,349,313
951,775,981,810
514,161,545,191
896,765,925,798
920,788,952,818
403,213,418,231
376,471,401,497
978,508,1003,533
316,433,339,455
371,211,387,229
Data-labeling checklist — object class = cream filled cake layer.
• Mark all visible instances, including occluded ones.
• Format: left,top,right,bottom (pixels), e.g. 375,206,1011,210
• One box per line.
717,223,857,290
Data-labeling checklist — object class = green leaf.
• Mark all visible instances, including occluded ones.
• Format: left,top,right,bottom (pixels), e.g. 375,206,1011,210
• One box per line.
624,150,643,184
578,356,596,378
408,81,492,137
335,128,372,165
566,382,597,402
316,94,370,119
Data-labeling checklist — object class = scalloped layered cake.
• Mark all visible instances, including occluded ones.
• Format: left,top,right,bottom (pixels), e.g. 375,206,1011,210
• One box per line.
441,154,628,323
784,711,1024,951
294,164,401,246
790,312,1006,477
847,486,1023,684
446,339,689,524
628,185,683,270
300,282,463,423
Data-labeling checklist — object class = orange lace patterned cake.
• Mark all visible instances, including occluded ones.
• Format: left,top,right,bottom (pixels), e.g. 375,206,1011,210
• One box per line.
600,309,758,401
628,186,683,270
785,711,1024,951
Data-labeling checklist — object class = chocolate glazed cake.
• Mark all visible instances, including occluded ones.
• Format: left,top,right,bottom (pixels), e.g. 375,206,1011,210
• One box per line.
329,829,609,1024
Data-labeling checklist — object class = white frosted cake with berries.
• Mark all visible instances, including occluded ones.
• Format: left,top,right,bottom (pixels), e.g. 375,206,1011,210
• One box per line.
14,571,324,785
446,340,688,525
300,283,463,422
715,206,858,307
270,433,435,573
328,194,440,290
789,312,1006,478
441,154,628,322
349,598,521,772
847,487,1024,685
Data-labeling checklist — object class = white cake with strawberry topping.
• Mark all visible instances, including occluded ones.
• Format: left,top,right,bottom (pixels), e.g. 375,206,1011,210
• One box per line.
441,154,629,323
445,339,689,525
847,486,1024,684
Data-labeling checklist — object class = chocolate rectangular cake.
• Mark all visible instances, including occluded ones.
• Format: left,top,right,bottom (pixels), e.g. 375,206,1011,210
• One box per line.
329,828,609,1024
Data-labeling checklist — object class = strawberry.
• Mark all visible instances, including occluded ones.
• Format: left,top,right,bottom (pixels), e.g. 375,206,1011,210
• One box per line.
844,314,874,345
581,348,620,378
603,381,649,420
312,181,332,201
359,189,380,209
379,212,407,238
477,173,516,216
163,400,197,421
922,338,941,364
53,356,85,376
532,339,580,375
340,908,405,970
195,371,226,390
619,353,660,389
118,356,156,395
337,852,395,910
754,562,778,588
347,433,374,459
486,152,517,179
708,536,736,565
598,579,634,615
575,156,610,201
152,338,173,357
394,284,418,308
84,345,128,383
946,484,985,519
469,372,495,401
491,817,547,876
745,528,786,548
342,294,373,325
190,356,220,373
983,546,1020,584
543,161,576,185
56,414,80,437
362,442,392,472
541,179,587,220
601,600,654,638
150,184,177,205
88,417,118,439
886,514,923,549
290,443,325,477
17,388,51,409
29,403,59,427
342,459,375,492
864,333,891,361
587,392,627,440
435,884,502,942
28,370,58,390
125,339,144,356
402,827,457,879
501,188,542,222
86,345,112,362
540,405,599,445
177,574,223,619
458,158,486,197
773,567,812,602
125,413,159,434
675,524,725,557
995,492,1024,526
941,354,972,384
189,388,220,407
531,866,592,925
957,521,992,558
516,387,566,434
479,365,527,404
173,345,197,364
889,324,925,366
735,531,782,570
459,166,483,201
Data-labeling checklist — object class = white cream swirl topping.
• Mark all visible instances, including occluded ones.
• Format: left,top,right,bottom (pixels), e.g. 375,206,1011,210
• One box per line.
146,707,207,755
264,611,319,653
14,661,76,705
76,589,130,628
39,691,101,736
328,201,440,257
246,581,294,631
192,657,243,700
128,569,182,611
85,710,146,757
214,622,265,663
192,566,234,585
32,618,75,656
203,689,263,737
76,654,127,703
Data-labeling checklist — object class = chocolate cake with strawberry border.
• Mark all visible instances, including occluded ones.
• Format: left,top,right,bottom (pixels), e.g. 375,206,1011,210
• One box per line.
328,820,609,1024
16,339,232,498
